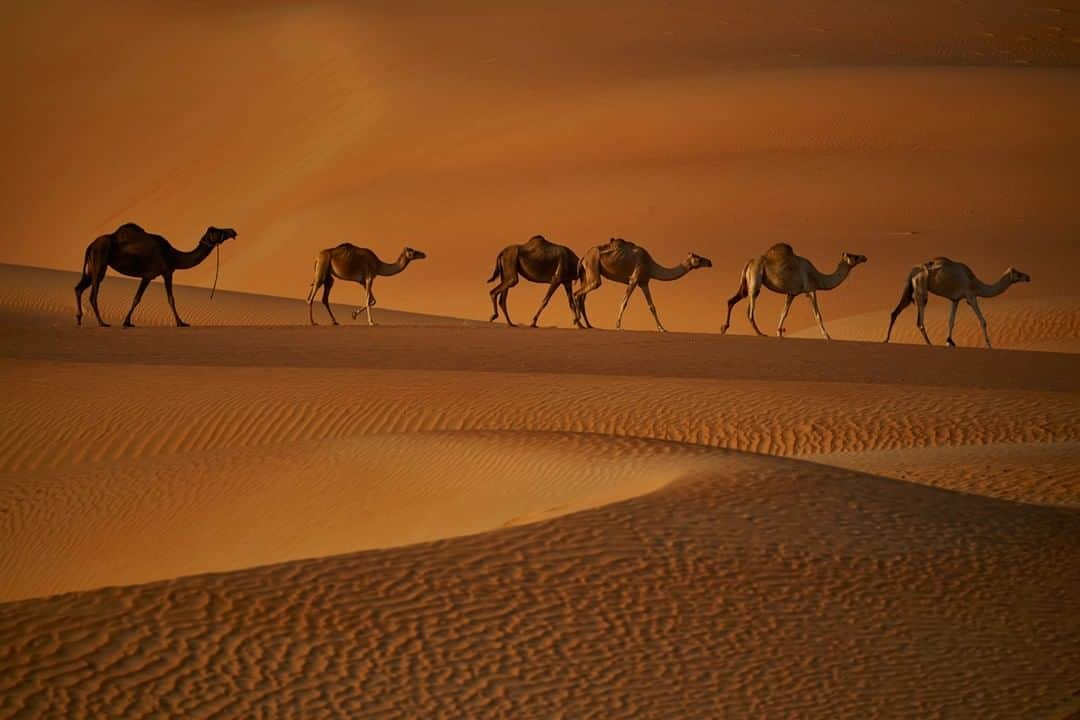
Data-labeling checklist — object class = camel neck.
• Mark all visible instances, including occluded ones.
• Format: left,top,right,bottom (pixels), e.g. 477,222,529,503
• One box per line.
378,252,410,277
975,272,1013,298
812,261,852,291
648,259,692,282
167,241,215,271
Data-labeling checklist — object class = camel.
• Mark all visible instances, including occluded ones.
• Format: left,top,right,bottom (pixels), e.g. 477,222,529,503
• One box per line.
884,257,1030,348
307,243,426,326
487,235,584,328
75,222,236,328
721,243,867,340
573,237,712,332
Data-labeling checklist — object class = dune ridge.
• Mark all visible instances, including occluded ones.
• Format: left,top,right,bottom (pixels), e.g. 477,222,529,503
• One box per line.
1,363,1076,475
0,431,723,601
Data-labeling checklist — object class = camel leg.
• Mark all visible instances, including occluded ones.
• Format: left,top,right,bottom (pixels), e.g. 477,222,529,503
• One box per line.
884,284,914,343
308,284,319,325
498,287,515,327
746,284,766,337
123,277,152,328
573,282,600,329
721,263,749,335
563,281,584,328
321,277,339,325
615,281,637,330
163,273,188,327
967,296,992,348
307,254,328,326
488,285,501,323
351,286,370,320
364,278,377,326
808,291,830,340
74,273,92,327
576,290,593,329
88,263,109,327
946,300,959,348
489,263,519,325
776,294,794,337
531,281,560,327
639,283,665,332
914,292,932,345
491,274,519,327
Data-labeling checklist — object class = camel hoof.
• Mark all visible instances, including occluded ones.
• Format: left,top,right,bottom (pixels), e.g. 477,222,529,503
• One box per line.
176,321,190,328
946,339,956,348
98,322,110,328
123,321,135,328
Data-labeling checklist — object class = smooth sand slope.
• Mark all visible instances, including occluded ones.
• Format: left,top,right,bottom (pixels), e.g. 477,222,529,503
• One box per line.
1,271,1079,717
0,263,474,328
791,296,1080,352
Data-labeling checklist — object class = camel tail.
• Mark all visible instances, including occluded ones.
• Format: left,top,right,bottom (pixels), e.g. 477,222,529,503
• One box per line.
734,260,751,297
487,253,502,283
80,245,91,276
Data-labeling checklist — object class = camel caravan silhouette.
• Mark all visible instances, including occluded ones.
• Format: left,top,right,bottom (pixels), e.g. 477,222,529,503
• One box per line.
73,225,1030,347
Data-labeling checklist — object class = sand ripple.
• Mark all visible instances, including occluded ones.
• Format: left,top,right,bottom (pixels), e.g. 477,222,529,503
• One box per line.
1,448,1077,719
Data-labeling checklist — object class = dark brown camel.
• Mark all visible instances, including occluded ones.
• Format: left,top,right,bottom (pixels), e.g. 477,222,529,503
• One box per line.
487,235,585,328
75,223,236,327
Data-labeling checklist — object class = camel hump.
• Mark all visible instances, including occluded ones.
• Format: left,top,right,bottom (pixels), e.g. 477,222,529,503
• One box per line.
765,243,794,259
115,222,146,234
523,235,548,248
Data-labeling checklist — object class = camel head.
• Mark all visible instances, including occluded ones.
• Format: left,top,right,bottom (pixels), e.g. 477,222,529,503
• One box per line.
403,247,427,262
686,253,713,270
201,226,237,247
1006,267,1031,284
841,252,867,267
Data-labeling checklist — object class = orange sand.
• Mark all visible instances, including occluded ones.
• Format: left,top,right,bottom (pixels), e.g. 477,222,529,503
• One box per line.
1,266,1078,717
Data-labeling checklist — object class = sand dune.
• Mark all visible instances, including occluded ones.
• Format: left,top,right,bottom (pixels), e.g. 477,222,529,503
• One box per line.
791,296,1080,352
1,448,1077,718
2,361,1077,477
0,263,473,328
0,431,720,601
3,0,1079,713
1,267,1079,715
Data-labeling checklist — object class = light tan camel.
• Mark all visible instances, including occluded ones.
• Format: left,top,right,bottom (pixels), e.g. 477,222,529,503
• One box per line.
75,222,236,327
573,237,712,332
721,243,867,340
487,234,584,328
307,243,426,326
884,257,1030,348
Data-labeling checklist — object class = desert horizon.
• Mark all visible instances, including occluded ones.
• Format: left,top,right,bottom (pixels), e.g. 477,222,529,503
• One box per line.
2,1,1079,718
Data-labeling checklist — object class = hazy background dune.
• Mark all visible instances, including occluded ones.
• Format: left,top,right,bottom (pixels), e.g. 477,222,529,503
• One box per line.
3,0,1078,331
